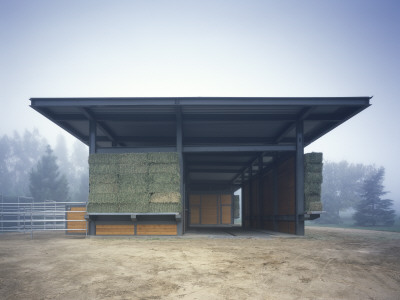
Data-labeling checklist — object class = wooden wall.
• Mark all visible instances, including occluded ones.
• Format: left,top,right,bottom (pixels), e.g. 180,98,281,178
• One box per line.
242,155,296,234
66,206,87,234
189,193,232,226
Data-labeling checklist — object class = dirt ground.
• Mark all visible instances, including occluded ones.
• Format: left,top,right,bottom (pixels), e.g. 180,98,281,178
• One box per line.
0,227,399,300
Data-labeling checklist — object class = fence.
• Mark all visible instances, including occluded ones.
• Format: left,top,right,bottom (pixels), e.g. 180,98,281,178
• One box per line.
0,195,87,238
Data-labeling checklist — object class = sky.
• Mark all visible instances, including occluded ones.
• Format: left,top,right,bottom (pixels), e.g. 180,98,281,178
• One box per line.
0,0,399,204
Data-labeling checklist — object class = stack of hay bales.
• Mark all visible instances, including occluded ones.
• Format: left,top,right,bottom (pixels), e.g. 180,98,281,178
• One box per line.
88,153,181,213
233,195,240,219
304,152,323,212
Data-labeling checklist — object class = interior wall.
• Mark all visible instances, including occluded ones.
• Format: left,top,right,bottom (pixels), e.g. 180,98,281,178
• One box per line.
189,193,233,226
242,154,296,234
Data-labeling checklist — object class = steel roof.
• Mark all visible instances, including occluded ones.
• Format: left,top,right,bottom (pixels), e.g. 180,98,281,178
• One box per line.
30,97,370,190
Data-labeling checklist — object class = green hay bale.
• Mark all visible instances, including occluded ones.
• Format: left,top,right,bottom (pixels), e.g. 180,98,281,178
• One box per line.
89,164,119,175
307,202,323,211
304,152,323,164
148,183,180,193
89,153,120,165
304,163,323,173
90,183,119,194
148,202,182,213
89,193,118,203
118,175,149,188
119,153,148,165
305,172,323,184
89,174,119,184
304,183,322,196
149,192,180,203
148,173,180,185
147,152,179,164
305,195,321,203
233,195,240,219
148,164,179,174
88,152,182,213
119,164,148,175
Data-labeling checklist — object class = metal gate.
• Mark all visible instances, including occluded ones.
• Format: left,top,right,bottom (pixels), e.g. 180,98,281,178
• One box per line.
0,196,87,238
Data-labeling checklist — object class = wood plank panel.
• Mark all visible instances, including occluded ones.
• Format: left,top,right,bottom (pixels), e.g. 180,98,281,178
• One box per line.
137,224,177,235
221,206,231,224
190,206,200,224
201,195,218,224
220,194,232,205
67,206,86,233
189,195,201,205
96,224,135,235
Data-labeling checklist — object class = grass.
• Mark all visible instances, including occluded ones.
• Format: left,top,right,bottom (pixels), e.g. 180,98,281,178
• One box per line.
306,215,400,233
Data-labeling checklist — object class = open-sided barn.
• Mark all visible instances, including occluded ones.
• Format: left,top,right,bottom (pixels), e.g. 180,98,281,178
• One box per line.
30,97,370,236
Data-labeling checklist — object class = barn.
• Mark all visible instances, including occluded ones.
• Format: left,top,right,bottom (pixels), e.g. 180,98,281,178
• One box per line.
30,97,370,236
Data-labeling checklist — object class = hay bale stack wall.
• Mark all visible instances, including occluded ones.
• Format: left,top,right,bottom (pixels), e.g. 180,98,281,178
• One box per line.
304,152,323,211
88,153,181,214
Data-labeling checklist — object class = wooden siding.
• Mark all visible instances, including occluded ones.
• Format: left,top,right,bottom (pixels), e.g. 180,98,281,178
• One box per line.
221,206,231,224
189,194,233,225
137,224,177,235
201,195,218,224
242,155,296,234
67,206,87,234
96,224,135,235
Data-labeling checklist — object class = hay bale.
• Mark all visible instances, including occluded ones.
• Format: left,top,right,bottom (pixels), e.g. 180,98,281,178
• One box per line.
233,195,240,219
147,152,179,163
307,202,323,211
304,152,323,164
89,183,119,194
148,164,179,174
149,192,181,203
304,152,323,213
305,195,321,203
88,152,181,213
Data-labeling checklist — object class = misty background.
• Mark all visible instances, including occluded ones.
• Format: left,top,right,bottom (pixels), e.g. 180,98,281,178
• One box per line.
1,1,399,215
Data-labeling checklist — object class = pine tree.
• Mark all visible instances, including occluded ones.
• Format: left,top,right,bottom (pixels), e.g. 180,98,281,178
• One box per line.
29,145,70,202
353,167,395,226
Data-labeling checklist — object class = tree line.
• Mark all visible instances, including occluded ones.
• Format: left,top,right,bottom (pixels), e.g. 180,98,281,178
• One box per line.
0,129,88,202
318,161,396,226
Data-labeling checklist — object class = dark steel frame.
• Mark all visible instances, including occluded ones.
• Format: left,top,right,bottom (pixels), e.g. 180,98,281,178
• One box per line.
30,97,371,235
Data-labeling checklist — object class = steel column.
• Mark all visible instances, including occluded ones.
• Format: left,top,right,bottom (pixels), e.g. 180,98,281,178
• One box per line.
176,108,184,235
89,119,97,154
295,120,305,235
258,155,263,228
273,162,279,232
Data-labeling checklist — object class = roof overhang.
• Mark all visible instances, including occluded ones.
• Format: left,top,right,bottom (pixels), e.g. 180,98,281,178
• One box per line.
30,96,371,190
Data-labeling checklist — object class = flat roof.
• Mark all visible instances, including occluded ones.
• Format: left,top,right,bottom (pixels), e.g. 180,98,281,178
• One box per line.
30,96,370,190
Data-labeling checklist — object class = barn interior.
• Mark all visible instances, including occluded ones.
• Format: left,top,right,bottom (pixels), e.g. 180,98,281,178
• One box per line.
30,97,370,235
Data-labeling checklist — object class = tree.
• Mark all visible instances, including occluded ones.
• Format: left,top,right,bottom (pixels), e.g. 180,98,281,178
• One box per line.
353,167,395,226
0,130,47,196
29,145,70,202
317,161,373,224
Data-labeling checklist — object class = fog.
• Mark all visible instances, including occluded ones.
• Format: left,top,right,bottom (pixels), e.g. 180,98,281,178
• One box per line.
1,1,399,207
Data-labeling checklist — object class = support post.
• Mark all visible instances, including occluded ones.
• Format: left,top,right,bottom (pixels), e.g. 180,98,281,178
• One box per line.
89,119,97,154
295,120,305,235
249,166,253,228
258,155,263,229
273,161,279,232
176,108,184,235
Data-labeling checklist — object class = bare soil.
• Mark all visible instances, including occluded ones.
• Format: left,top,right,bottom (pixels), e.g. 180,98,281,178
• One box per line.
0,227,399,300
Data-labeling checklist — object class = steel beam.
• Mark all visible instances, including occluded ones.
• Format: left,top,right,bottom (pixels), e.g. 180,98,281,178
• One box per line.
295,120,305,235
183,145,295,153
30,96,371,107
96,147,177,153
81,108,120,146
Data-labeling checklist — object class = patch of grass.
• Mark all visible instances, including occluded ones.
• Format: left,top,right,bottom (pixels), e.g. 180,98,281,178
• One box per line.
306,220,400,233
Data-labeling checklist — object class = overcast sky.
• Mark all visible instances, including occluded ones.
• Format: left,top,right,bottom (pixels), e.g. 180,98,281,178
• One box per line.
1,0,399,203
